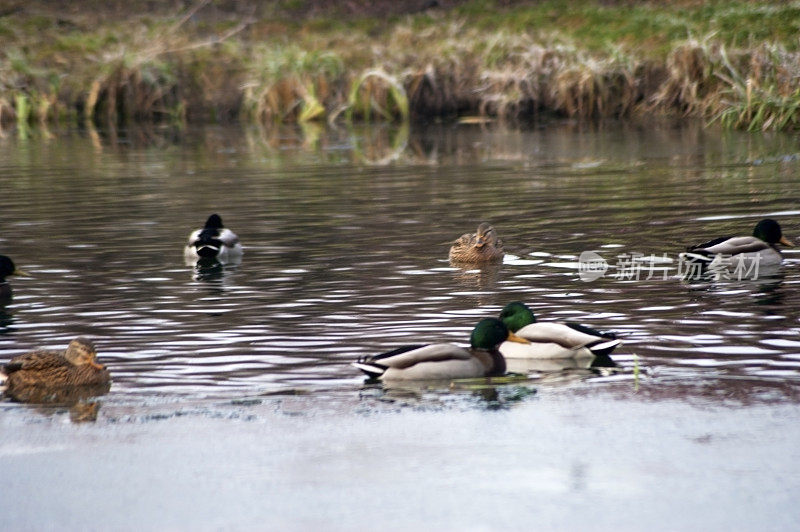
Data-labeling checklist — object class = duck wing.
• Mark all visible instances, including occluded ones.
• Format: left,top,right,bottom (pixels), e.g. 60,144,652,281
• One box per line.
694,236,770,256
364,343,471,368
500,339,592,360
450,232,474,251
515,322,607,349
687,235,733,253
564,322,616,339
3,351,67,375
186,228,203,245
188,226,238,247
352,343,473,379
217,228,240,248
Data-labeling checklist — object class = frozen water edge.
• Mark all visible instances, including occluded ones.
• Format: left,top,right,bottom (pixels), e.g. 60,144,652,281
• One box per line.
1,383,799,531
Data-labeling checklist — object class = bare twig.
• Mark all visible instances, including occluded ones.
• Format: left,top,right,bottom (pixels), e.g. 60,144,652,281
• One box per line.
169,0,211,34
160,19,252,56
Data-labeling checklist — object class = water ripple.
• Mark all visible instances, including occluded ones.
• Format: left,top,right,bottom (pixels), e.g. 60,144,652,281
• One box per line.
2,125,800,401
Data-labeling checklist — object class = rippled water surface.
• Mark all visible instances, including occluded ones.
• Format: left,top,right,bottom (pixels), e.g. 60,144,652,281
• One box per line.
2,121,800,529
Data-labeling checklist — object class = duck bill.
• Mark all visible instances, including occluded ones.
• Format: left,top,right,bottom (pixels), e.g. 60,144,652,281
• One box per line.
12,268,30,277
779,236,795,247
89,360,105,370
506,331,530,344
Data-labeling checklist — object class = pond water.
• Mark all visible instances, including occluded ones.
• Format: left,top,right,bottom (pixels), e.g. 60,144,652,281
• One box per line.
1,120,800,530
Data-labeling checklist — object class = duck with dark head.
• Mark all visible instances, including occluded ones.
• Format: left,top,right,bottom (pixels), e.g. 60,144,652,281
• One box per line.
352,317,528,381
0,255,27,304
184,214,243,265
681,218,794,270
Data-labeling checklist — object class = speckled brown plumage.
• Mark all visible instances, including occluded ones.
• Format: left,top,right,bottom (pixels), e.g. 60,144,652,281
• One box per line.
448,222,504,264
1,338,111,392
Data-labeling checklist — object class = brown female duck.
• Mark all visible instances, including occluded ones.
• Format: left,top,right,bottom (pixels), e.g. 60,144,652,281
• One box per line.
1,337,110,391
449,222,504,264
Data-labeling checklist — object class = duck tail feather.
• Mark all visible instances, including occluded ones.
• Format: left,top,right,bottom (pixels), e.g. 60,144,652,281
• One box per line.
680,251,713,263
351,362,387,379
565,322,617,339
369,345,427,361
587,339,622,357
3,362,21,374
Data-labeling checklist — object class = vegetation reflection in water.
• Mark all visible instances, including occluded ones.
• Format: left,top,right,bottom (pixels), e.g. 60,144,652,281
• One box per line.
0,120,799,421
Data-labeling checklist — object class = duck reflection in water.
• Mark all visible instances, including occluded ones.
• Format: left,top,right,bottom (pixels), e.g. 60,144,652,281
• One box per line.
505,354,616,374
69,401,102,423
190,256,228,282
683,258,787,304
7,385,109,423
450,258,502,291
753,272,786,308
358,379,537,411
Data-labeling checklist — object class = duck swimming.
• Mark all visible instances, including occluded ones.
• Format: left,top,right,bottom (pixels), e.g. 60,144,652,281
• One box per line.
680,218,794,270
1,337,110,391
352,317,528,381
184,214,243,263
449,223,504,264
498,302,620,361
0,255,27,302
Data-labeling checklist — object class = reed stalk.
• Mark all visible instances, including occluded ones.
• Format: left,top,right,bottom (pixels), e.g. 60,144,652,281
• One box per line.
1,1,798,130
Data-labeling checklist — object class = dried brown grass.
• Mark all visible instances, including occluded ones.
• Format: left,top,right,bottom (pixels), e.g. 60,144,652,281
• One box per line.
1,6,799,130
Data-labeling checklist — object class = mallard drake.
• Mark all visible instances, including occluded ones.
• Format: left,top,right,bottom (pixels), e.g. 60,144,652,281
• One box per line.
1,337,110,391
680,218,794,269
0,255,27,302
184,214,243,263
352,317,528,381
498,301,620,361
449,223,504,263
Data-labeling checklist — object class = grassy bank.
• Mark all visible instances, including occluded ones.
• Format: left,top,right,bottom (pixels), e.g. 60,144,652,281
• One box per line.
2,1,800,130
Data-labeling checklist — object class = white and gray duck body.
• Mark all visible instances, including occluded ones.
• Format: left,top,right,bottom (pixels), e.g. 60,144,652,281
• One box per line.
680,218,794,271
498,302,620,364
184,214,243,264
352,318,528,381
